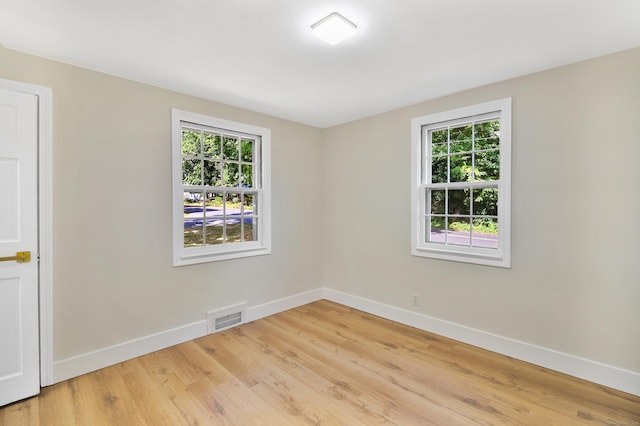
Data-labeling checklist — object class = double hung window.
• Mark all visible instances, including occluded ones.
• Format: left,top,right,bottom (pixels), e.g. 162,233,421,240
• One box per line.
172,109,271,265
411,99,511,267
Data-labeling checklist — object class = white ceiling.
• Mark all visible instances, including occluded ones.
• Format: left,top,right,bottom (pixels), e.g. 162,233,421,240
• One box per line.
1,0,639,128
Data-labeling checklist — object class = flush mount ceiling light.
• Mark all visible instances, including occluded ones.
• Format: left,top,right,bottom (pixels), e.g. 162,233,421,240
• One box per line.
311,12,357,46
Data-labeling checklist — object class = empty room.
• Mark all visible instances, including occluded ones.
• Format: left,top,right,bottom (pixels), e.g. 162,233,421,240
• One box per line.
1,0,639,424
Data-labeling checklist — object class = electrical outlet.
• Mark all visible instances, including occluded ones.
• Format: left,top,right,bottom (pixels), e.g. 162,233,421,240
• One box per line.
412,293,420,306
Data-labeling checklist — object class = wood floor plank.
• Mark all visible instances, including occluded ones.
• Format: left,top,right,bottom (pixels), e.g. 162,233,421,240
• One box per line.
248,316,462,425
301,304,570,423
0,397,38,426
259,310,502,425
120,362,195,425
1,300,639,425
207,328,369,425
135,352,223,425
32,382,77,426
188,378,273,425
300,300,638,424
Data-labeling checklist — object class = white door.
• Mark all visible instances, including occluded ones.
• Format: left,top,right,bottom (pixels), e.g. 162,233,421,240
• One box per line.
0,87,40,406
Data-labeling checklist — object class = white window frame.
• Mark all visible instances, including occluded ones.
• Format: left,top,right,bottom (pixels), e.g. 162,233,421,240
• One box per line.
411,98,511,268
172,109,271,266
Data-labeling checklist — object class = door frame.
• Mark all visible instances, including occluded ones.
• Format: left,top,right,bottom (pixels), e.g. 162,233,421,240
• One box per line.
0,78,53,387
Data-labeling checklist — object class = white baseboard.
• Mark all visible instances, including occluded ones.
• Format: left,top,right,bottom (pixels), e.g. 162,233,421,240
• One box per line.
52,320,207,384
323,288,640,397
51,287,639,397
51,288,324,384
246,288,324,322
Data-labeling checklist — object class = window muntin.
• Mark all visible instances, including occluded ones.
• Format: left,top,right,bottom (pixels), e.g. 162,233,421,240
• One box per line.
425,116,500,249
411,99,511,267
173,110,270,265
181,126,260,247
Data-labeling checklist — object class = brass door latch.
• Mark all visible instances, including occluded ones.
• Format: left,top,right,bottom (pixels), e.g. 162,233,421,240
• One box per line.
0,251,31,263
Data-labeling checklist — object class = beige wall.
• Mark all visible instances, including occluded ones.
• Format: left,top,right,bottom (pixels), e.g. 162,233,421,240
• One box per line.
0,46,324,360
322,47,640,372
2,45,639,375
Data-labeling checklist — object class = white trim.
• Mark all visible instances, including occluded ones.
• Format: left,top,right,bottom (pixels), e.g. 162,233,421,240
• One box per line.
50,289,323,383
52,321,208,384
246,288,324,322
0,78,54,387
48,287,640,396
323,288,640,397
172,109,272,266
411,98,511,268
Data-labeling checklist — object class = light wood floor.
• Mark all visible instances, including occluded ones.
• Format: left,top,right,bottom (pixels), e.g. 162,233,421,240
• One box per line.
1,300,639,425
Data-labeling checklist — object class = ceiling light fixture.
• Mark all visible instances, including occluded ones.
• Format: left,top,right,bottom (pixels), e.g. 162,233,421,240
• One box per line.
311,12,357,46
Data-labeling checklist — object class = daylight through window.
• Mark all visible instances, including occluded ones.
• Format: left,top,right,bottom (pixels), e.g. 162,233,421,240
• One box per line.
411,99,511,267
173,110,271,265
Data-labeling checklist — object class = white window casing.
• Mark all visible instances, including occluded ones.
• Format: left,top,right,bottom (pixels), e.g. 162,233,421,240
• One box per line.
411,98,511,268
172,109,271,266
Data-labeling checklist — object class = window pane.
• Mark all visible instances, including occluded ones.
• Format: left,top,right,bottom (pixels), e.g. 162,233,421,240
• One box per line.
204,191,224,245
224,193,242,243
225,193,241,209
241,164,253,187
449,125,473,154
204,191,223,220
183,192,204,247
229,209,243,242
184,191,204,211
184,220,204,247
225,221,243,243
223,162,240,187
472,218,498,249
446,217,471,246
430,129,448,169
474,150,500,181
473,188,498,216
428,216,445,244
244,193,255,215
430,128,448,144
223,136,239,160
431,157,448,183
205,223,224,245
242,194,258,241
448,189,470,215
449,124,472,143
449,154,471,182
429,189,445,214
182,159,202,184
244,217,256,242
182,129,201,156
450,136,472,154
431,142,448,158
203,160,222,186
205,191,224,209
241,139,253,162
476,137,500,151
203,133,221,158
475,120,500,150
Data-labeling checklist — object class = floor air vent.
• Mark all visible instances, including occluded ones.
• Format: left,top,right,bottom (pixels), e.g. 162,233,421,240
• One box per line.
206,303,246,334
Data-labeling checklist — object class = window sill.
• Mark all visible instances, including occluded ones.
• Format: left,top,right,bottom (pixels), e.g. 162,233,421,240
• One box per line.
411,246,510,268
174,245,271,266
